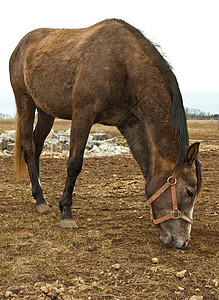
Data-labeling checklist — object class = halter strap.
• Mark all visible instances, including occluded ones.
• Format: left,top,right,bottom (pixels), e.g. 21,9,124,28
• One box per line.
147,176,193,225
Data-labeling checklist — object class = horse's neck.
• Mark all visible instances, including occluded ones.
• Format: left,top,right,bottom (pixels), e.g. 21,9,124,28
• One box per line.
140,116,178,181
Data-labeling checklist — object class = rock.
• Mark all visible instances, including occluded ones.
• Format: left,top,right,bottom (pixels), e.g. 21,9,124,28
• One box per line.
40,285,49,294
178,286,184,291
99,271,104,275
6,130,16,142
99,143,110,151
7,286,20,294
49,142,58,152
1,129,130,158
68,287,76,295
34,282,43,288
212,279,218,287
47,287,58,298
60,143,68,151
58,135,66,143
76,276,85,284
0,133,8,139
5,291,15,298
150,266,159,272
112,263,121,270
6,142,14,152
176,270,187,278
152,257,159,264
189,296,203,300
91,281,98,288
91,130,112,141
78,284,90,292
58,130,65,135
65,129,71,135
85,141,93,150
0,137,7,150
90,144,101,153
58,134,70,143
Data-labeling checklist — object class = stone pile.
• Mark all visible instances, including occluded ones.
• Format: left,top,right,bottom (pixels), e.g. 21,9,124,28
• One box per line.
0,130,16,153
0,129,130,157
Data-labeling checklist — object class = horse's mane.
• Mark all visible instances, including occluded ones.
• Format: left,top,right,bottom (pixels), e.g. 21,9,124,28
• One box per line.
110,19,189,173
195,158,202,194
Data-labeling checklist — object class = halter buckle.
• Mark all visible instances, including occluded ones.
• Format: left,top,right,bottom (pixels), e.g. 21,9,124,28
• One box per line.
171,210,181,219
167,176,177,185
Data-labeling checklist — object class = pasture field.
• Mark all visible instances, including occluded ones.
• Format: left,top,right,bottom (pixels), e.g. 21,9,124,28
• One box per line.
0,120,218,299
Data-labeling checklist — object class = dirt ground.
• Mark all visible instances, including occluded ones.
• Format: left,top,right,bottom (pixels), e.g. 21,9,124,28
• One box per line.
0,120,218,299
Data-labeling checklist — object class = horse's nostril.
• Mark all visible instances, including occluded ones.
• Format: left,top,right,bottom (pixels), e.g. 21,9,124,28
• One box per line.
176,239,189,249
169,236,174,246
182,240,189,248
159,234,173,246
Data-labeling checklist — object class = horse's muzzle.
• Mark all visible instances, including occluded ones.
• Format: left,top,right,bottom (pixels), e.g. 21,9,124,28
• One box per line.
159,234,189,249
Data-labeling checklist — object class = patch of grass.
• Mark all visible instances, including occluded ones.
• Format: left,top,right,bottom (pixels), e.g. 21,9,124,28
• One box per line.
0,122,218,298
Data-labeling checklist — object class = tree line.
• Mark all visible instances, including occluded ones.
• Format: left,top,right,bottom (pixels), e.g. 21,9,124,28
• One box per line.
0,109,218,120
185,108,218,120
0,112,14,119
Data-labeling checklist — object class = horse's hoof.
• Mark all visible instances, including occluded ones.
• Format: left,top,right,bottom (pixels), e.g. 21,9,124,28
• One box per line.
36,202,50,214
59,219,78,229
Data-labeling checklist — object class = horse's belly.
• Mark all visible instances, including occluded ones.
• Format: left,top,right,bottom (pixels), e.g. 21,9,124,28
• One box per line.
24,49,75,119
33,89,73,120
29,86,73,120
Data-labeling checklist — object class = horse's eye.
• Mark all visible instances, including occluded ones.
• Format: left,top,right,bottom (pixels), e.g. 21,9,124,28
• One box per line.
187,188,194,197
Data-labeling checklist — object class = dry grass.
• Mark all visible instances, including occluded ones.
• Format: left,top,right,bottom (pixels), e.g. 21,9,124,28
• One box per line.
0,119,218,298
0,118,121,136
0,118,218,136
0,119,16,131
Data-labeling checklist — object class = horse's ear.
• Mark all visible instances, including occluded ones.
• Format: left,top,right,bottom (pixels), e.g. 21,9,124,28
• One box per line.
186,143,200,164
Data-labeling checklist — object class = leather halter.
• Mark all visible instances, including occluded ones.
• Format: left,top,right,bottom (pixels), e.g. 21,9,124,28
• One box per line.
147,176,193,225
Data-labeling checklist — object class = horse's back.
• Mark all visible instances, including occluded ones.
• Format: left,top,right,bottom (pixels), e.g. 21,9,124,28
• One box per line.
10,19,171,121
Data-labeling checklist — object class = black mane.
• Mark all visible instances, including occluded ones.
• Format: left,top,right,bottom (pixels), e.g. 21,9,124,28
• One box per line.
195,158,202,194
169,76,189,172
112,19,189,172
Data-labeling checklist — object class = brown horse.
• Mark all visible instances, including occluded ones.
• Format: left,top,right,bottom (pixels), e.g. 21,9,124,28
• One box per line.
10,19,201,248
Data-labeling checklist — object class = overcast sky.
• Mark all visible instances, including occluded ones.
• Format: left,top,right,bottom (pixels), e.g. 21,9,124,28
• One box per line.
1,0,218,115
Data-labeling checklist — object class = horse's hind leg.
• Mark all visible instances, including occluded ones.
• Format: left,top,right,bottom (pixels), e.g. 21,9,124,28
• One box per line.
59,109,95,228
15,94,49,213
34,108,54,176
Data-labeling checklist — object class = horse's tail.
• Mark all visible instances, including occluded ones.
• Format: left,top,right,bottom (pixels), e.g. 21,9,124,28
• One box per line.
14,111,27,180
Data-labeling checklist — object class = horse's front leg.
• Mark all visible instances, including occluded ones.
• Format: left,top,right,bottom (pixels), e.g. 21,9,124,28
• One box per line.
59,111,94,228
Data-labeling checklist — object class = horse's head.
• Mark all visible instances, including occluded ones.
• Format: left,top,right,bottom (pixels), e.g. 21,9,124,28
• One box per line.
146,143,201,249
